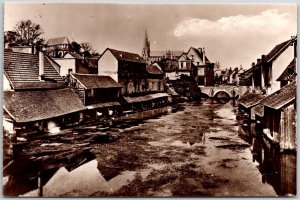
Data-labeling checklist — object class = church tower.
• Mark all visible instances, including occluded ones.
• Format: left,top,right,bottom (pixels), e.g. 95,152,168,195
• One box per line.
142,30,150,61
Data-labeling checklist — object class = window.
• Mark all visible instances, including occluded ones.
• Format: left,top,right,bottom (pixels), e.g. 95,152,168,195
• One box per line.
88,89,94,97
179,62,182,69
198,68,205,76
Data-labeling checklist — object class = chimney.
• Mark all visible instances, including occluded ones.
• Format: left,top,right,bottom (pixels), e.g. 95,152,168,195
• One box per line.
257,58,261,63
202,47,205,64
31,44,35,54
261,54,266,62
252,62,255,68
39,51,44,80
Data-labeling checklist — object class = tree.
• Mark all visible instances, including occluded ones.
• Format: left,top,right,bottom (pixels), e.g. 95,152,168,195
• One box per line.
4,31,18,46
14,20,44,46
70,41,99,58
70,41,81,53
80,42,99,57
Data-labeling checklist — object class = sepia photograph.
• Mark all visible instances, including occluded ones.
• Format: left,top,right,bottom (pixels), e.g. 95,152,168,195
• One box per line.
2,2,297,197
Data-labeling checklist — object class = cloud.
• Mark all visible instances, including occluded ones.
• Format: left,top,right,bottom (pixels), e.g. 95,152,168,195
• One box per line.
173,9,296,68
174,9,296,37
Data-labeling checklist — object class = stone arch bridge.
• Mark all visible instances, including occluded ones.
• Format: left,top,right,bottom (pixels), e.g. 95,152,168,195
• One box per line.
199,85,239,98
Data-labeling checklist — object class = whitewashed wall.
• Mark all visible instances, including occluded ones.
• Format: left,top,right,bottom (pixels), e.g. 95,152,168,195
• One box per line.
98,51,118,82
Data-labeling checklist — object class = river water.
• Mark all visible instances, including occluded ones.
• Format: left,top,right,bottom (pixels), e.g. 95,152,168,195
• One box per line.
3,99,295,197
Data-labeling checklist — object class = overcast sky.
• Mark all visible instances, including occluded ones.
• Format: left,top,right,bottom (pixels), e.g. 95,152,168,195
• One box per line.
4,3,297,68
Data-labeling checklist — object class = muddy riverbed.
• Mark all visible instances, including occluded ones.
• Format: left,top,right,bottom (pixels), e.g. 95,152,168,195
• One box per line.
3,99,278,197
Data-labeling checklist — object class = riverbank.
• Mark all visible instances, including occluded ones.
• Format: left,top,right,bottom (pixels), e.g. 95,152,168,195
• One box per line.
3,100,278,197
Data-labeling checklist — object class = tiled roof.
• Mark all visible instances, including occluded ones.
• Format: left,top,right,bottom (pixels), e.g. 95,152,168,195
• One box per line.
4,50,64,90
253,82,296,117
47,37,70,46
3,88,86,123
264,81,296,110
146,65,163,74
238,92,265,108
253,104,264,117
12,82,67,90
104,48,145,63
71,73,122,89
277,58,296,81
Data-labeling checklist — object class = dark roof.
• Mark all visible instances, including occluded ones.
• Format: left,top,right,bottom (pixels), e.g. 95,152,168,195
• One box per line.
253,104,264,117
47,37,70,46
189,47,210,63
254,37,296,70
86,57,99,68
265,39,294,62
253,82,296,117
4,51,64,90
103,48,145,63
239,67,253,86
238,92,265,108
264,81,296,110
12,82,67,90
277,58,296,81
71,73,122,89
146,65,163,74
240,36,296,86
3,88,86,123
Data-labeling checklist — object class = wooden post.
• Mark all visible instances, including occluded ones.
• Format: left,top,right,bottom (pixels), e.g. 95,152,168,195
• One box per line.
38,171,43,197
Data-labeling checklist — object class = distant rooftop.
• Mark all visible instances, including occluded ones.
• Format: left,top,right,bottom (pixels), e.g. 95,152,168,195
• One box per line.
102,48,145,63
47,37,70,46
150,50,184,57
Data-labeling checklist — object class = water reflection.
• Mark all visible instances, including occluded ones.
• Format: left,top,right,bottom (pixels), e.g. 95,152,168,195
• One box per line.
238,123,296,196
3,104,186,197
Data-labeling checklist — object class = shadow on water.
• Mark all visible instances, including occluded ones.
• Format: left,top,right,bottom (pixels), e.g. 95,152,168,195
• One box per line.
3,151,96,196
3,104,186,197
238,121,296,196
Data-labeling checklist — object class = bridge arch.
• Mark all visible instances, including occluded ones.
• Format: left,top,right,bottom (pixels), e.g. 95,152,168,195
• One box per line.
199,86,239,98
214,90,231,98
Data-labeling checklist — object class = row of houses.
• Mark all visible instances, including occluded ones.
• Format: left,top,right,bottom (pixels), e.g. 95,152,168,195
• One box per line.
238,35,297,152
237,35,297,195
3,41,170,136
142,30,217,86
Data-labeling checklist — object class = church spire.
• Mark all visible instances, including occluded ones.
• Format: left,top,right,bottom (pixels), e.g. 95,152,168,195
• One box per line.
142,29,150,61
